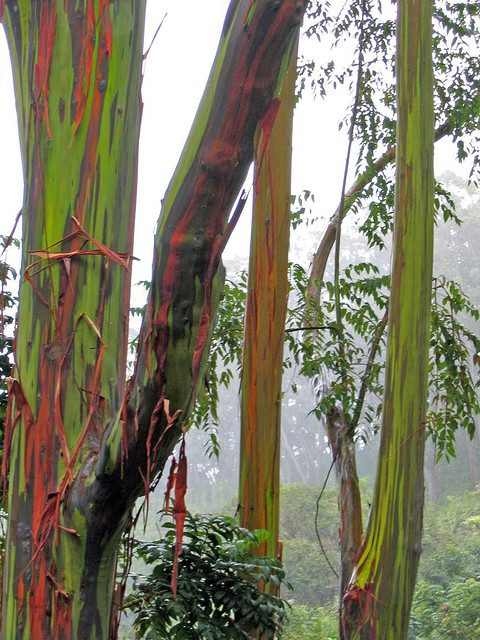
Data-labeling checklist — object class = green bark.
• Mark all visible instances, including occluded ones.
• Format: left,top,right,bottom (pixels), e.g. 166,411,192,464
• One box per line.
1,1,307,637
1,2,145,637
342,1,434,638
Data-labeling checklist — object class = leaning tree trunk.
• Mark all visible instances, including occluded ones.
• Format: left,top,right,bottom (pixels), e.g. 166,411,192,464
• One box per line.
0,1,307,638
342,1,434,638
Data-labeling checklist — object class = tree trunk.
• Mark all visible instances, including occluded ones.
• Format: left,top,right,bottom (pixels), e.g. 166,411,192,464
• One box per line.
1,1,307,637
1,3,146,637
324,409,363,639
342,1,434,638
238,39,297,563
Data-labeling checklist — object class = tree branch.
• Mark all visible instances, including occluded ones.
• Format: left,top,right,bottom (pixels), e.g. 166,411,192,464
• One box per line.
306,120,453,310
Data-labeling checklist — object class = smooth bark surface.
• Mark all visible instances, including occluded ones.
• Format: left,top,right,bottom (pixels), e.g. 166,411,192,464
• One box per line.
238,41,297,565
343,1,435,638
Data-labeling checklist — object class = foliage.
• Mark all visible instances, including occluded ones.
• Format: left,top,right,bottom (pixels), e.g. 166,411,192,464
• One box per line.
282,604,338,640
303,0,480,186
428,276,480,458
125,512,290,640
290,190,317,230
190,273,247,458
418,488,480,588
408,487,480,637
0,236,18,439
289,259,480,452
410,579,480,639
291,261,389,433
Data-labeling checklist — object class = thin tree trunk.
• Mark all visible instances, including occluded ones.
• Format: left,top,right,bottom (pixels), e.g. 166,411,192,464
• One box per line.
342,1,435,638
238,39,297,565
324,409,363,639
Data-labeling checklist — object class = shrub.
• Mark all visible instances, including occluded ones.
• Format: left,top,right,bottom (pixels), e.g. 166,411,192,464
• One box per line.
125,512,290,639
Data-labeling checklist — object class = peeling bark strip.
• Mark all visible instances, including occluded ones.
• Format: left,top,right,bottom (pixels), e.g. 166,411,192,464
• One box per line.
1,1,307,638
343,2,434,639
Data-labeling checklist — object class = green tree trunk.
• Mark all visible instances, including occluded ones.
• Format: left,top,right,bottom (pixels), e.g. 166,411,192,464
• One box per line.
1,1,306,638
238,40,297,563
1,4,146,637
342,1,434,638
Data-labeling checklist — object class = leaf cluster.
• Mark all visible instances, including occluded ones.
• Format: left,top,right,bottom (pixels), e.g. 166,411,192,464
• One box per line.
125,512,290,640
190,273,247,458
289,261,390,438
303,0,480,183
288,259,479,451
428,276,480,459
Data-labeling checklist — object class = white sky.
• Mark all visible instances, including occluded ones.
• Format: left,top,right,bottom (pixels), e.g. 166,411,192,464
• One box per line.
0,1,470,289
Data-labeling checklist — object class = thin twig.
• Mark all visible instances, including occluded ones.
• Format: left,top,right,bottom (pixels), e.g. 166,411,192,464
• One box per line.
314,458,340,579
333,0,367,391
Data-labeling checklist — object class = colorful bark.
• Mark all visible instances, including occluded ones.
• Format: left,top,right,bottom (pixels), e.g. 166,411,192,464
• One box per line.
1,1,307,637
1,2,145,637
342,1,434,638
237,39,297,566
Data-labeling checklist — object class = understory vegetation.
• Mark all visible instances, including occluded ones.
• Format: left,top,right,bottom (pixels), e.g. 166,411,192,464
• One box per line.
116,482,480,639
280,484,480,639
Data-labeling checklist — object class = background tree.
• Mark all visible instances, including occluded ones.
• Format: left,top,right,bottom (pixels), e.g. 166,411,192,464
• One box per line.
238,40,297,570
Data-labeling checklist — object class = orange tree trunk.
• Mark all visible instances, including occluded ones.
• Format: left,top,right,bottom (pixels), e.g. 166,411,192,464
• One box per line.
238,39,297,562
0,1,306,638
342,1,434,638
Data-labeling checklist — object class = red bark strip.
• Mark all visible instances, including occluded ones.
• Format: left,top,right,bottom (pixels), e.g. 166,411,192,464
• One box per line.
34,3,56,137
163,456,178,514
171,438,187,600
254,97,281,181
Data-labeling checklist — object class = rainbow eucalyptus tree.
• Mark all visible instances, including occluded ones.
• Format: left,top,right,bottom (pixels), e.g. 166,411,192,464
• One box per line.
0,0,306,637
238,40,297,569
342,0,434,638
